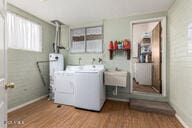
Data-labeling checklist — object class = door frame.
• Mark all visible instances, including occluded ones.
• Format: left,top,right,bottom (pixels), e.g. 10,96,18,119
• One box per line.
0,0,7,81
0,0,7,79
0,0,8,127
130,17,167,97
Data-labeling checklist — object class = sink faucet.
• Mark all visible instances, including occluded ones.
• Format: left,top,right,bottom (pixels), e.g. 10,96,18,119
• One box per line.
115,67,119,71
92,58,96,65
78,57,82,65
98,58,103,63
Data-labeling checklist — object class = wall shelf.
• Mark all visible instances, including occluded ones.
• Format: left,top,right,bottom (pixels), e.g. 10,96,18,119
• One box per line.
109,49,131,60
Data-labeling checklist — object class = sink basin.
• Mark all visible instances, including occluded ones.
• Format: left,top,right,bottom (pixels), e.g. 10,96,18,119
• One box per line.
105,70,127,75
67,65,104,73
66,65,105,72
66,66,82,71
83,65,104,70
104,70,128,87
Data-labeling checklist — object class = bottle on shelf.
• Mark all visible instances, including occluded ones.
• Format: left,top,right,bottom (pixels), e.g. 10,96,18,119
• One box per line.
123,39,130,49
113,41,118,50
118,41,123,49
109,41,113,50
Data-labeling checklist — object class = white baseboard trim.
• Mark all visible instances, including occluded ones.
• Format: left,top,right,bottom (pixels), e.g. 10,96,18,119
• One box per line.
8,95,48,113
106,97,129,102
175,114,189,128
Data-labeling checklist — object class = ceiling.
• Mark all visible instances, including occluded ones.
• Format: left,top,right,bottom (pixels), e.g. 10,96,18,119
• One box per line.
133,22,159,43
7,0,175,25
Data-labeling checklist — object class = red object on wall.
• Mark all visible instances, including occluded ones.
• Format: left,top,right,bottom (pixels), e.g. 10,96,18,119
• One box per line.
123,39,131,49
109,41,113,50
113,41,118,49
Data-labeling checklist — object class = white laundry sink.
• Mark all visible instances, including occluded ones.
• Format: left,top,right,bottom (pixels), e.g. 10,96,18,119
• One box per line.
76,65,105,73
65,66,83,71
84,65,105,70
104,70,128,87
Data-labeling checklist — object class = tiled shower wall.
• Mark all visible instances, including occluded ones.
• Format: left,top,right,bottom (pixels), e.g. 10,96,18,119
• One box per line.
168,0,192,127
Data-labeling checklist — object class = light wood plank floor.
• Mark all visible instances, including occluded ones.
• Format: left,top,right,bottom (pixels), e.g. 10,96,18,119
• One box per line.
133,79,159,94
8,98,183,128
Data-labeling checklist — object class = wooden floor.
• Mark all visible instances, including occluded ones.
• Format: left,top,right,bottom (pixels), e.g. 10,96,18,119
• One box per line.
133,79,159,94
8,99,183,128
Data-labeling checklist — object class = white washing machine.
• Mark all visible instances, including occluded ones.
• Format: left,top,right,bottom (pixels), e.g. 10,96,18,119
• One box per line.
74,65,105,111
54,66,80,106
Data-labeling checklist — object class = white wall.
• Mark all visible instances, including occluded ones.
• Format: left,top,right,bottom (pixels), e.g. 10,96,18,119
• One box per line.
168,0,192,127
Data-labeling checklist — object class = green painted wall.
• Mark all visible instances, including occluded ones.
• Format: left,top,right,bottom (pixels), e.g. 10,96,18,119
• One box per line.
168,0,192,127
60,11,168,101
6,1,192,126
6,4,169,109
7,4,55,109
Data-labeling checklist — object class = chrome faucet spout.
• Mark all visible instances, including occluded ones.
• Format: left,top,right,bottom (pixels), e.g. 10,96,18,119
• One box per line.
98,58,103,63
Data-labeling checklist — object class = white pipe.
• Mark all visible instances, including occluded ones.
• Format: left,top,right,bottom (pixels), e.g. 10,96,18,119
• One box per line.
54,22,60,53
113,86,118,95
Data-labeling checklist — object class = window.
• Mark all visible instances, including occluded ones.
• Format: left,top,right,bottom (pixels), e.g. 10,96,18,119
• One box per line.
70,26,103,53
70,28,86,53
7,12,42,52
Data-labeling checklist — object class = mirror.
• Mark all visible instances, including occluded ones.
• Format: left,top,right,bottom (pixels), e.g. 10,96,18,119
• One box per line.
131,18,166,95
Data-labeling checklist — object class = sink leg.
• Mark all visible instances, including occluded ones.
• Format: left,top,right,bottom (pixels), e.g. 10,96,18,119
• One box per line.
113,86,118,95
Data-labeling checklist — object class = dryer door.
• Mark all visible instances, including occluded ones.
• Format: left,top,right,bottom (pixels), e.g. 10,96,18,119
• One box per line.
54,73,74,94
54,73,75,106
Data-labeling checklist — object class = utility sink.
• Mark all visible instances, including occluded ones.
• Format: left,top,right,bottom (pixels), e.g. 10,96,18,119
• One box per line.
75,65,105,72
104,70,128,87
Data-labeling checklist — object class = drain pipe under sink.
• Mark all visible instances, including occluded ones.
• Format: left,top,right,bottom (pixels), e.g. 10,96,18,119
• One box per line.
113,86,118,95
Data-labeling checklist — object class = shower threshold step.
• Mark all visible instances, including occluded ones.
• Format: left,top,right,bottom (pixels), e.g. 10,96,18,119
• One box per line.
129,99,176,116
